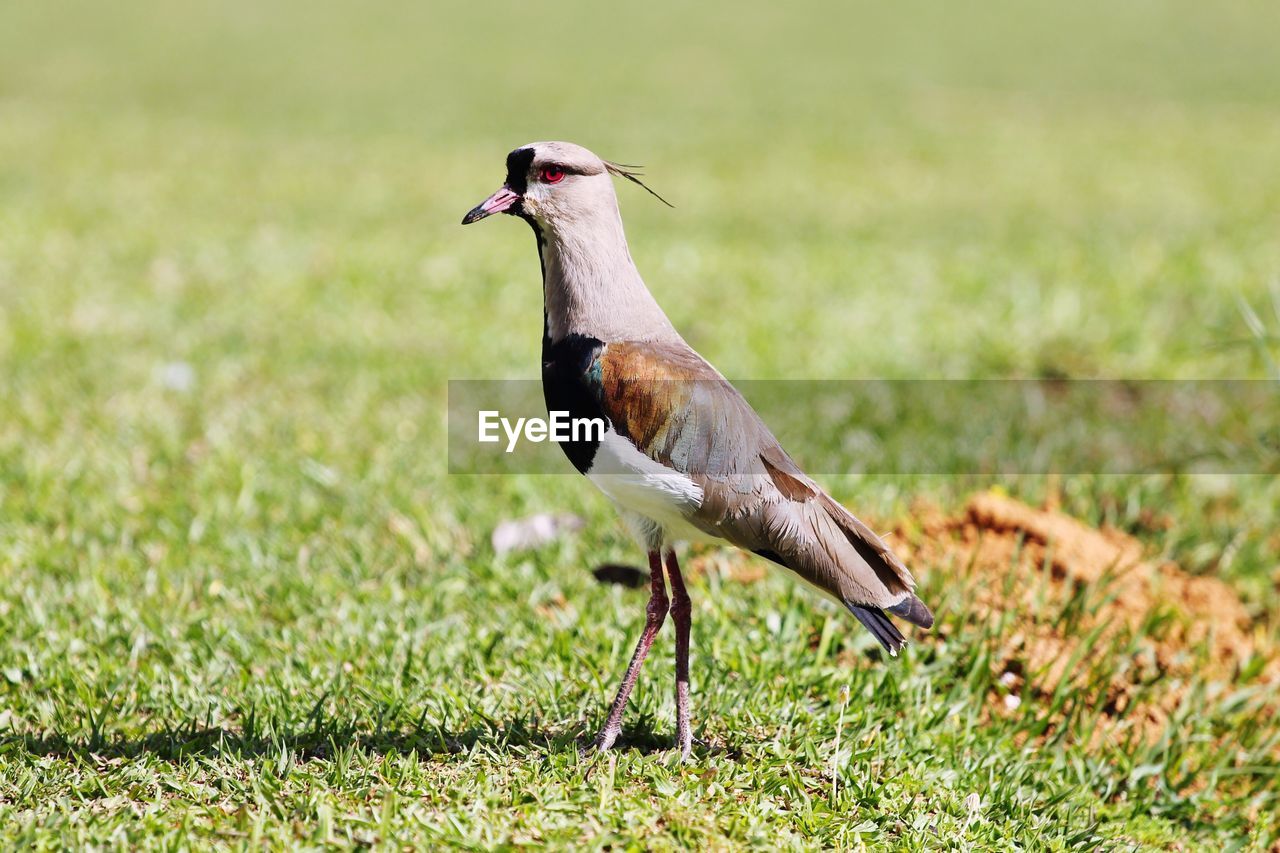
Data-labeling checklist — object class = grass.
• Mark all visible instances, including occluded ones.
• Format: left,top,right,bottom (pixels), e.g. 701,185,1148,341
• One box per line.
1,0,1279,847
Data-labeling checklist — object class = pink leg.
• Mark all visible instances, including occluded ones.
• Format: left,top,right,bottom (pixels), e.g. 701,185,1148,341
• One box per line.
592,550,668,752
665,549,693,759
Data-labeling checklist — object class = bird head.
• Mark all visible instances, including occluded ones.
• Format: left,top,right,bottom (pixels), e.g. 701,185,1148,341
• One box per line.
462,141,670,231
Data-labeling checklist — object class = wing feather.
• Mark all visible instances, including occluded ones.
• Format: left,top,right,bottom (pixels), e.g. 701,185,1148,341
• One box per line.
591,340,933,639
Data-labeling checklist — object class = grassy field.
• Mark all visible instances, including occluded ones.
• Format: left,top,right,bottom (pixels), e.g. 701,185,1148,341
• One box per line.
2,0,1280,847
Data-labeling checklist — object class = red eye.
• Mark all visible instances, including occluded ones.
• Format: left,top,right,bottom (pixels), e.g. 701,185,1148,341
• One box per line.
540,166,565,184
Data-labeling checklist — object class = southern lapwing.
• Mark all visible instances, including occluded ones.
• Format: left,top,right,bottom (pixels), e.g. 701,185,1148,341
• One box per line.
463,141,933,758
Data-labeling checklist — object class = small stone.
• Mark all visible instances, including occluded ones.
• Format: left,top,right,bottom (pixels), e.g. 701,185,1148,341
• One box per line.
154,361,196,392
491,513,585,555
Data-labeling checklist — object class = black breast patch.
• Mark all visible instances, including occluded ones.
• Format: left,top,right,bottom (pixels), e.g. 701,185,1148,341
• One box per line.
541,332,608,474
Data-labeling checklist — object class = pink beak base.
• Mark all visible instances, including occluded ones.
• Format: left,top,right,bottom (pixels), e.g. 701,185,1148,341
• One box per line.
461,186,521,224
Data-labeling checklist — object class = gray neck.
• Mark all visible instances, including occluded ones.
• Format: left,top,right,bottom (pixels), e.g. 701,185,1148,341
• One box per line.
539,210,678,344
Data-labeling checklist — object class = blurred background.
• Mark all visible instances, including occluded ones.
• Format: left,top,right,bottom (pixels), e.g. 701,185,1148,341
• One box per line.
1,0,1279,845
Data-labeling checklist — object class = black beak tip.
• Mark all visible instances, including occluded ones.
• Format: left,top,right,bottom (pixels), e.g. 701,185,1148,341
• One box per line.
461,208,486,225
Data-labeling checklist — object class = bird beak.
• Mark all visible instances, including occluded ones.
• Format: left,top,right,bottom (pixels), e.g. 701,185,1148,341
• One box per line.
461,186,521,225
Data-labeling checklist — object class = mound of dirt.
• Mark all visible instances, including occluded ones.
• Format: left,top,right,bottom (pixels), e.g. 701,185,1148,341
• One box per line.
691,491,1276,743
688,491,1275,743
895,492,1276,742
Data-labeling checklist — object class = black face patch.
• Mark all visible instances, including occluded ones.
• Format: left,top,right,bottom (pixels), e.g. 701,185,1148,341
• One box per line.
505,147,535,194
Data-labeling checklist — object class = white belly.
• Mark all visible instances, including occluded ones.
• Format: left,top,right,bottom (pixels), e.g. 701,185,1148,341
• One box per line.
586,431,717,544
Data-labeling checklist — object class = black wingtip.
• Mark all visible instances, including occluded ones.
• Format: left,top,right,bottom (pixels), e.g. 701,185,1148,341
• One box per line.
847,604,907,656
886,594,934,629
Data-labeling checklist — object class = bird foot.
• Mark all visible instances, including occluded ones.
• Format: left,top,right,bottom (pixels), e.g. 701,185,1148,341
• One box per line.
582,727,698,760
583,726,620,756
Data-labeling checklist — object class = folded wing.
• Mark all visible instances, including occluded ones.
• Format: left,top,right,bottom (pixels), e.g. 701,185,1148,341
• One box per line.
590,340,933,653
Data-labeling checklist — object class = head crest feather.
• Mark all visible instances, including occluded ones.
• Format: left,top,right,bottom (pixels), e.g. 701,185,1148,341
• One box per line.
603,160,674,208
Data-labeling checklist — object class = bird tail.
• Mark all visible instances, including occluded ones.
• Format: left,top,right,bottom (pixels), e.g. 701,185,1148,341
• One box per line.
751,495,935,653
843,590,934,656
847,604,908,655
825,494,935,653
886,593,934,629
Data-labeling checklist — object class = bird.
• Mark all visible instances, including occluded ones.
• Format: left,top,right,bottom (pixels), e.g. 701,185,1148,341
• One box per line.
462,141,933,759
